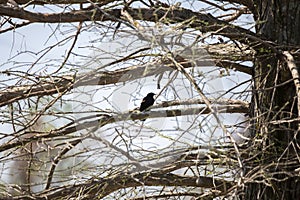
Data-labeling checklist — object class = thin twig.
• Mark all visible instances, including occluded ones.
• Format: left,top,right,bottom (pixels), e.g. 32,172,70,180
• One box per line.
45,139,82,189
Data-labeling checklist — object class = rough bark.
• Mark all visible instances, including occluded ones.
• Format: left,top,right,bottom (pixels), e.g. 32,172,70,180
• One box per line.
245,0,300,199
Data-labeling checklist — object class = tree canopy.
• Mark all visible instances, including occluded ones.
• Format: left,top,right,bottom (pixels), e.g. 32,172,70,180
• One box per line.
1,0,300,199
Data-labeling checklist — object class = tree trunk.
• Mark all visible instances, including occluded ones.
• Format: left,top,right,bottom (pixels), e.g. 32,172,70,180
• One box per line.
245,1,300,199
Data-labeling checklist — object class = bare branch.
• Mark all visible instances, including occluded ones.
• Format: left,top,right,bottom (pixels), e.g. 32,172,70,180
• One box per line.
0,75,75,107
166,53,245,174
212,0,255,14
151,98,249,109
0,45,253,108
0,21,31,34
282,51,300,119
0,0,114,5
0,103,248,153
0,5,259,45
36,171,233,200
45,139,82,190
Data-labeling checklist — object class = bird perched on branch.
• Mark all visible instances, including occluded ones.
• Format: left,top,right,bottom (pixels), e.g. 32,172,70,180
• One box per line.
139,92,155,111
139,93,155,120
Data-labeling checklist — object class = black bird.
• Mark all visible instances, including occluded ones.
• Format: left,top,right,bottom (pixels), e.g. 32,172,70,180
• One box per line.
139,93,155,121
139,92,155,112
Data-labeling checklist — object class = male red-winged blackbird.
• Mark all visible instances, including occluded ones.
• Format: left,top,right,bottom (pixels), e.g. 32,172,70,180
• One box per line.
139,93,155,121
